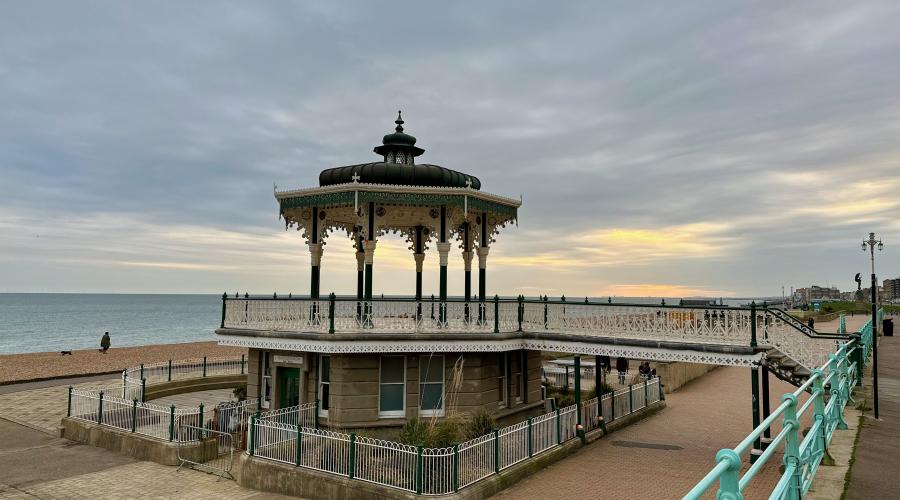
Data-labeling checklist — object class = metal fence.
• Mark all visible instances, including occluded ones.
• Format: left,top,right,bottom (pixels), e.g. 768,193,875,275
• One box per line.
249,379,662,496
121,356,246,402
256,402,317,428
685,311,878,500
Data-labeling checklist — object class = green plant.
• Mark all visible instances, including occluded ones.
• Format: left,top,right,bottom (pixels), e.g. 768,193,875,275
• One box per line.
465,408,497,440
399,416,465,447
430,416,464,447
399,417,430,446
232,385,247,400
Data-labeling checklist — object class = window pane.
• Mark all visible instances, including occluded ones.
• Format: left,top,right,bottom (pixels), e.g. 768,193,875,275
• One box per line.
321,356,330,383
321,384,330,410
380,384,404,412
420,383,443,411
421,355,444,383
381,356,405,384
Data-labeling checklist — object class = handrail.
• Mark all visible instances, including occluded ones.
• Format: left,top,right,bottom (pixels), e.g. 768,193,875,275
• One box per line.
683,311,879,500
221,294,757,310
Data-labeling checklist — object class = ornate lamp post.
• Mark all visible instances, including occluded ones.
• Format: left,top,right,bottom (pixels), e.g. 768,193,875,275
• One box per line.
861,232,883,418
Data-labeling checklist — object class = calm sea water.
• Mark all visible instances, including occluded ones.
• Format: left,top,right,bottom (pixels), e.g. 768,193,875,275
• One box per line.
0,293,757,355
0,294,220,355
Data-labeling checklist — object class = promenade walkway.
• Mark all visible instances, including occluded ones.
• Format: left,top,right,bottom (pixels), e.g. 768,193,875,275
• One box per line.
495,366,800,500
846,335,899,499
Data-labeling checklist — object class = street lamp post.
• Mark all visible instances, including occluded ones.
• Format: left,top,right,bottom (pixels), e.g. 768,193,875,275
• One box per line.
862,232,883,419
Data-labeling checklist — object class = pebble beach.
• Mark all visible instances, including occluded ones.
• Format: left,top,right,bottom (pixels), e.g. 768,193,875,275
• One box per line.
0,341,247,385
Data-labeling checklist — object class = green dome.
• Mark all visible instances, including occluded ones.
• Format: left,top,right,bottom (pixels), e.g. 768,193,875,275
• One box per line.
319,162,481,190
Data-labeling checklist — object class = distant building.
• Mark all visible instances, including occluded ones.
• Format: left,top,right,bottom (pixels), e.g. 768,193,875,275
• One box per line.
792,285,841,305
883,278,900,302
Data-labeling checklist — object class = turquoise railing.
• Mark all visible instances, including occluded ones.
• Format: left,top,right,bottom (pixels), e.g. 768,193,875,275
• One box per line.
684,311,879,500
837,313,846,334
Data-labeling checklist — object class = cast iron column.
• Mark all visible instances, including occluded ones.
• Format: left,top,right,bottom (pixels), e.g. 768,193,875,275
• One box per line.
437,205,450,325
462,222,473,323
761,365,771,449
309,207,322,299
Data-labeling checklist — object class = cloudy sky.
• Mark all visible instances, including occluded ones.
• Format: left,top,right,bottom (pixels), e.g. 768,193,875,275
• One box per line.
2,1,899,297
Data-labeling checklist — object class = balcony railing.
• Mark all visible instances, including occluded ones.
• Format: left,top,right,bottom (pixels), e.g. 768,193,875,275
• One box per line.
219,295,847,368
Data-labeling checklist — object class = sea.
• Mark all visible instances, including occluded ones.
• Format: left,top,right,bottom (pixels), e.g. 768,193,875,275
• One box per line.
0,293,762,356
0,294,220,355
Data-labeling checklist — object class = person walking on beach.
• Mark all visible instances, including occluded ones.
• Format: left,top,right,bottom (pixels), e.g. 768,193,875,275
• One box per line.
99,332,111,353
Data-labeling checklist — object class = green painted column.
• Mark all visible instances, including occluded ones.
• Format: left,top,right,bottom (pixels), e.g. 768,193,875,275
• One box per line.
356,235,364,322
363,204,376,328
575,356,584,444
478,211,489,324
414,225,424,321
437,205,449,325
309,207,322,299
761,365,772,449
750,366,761,463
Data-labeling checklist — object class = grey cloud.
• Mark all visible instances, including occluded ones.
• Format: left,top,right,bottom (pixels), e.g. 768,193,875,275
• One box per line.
1,1,899,294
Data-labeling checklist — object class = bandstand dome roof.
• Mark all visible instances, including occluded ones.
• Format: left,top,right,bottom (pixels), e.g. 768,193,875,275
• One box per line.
319,162,481,190
318,111,481,190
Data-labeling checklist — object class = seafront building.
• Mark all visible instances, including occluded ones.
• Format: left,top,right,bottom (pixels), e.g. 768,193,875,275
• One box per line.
216,114,542,431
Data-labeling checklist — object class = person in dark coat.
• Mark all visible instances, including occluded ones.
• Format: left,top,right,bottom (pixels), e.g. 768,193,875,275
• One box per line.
615,357,629,384
99,332,111,353
599,355,611,373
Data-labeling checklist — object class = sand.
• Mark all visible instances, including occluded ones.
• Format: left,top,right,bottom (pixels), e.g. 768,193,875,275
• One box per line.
0,342,247,385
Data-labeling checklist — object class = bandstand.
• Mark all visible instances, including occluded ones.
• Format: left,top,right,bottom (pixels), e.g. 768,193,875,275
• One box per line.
218,113,542,431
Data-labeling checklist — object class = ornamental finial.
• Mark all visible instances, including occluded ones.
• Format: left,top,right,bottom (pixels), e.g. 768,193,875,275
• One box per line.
395,110,404,132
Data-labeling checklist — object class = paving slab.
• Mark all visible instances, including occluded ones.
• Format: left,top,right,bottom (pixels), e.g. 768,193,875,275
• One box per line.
845,336,900,500
493,366,802,500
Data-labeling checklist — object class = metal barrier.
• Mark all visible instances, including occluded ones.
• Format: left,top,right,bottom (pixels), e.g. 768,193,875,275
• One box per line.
249,379,662,496
177,424,235,480
684,312,878,500
121,356,246,402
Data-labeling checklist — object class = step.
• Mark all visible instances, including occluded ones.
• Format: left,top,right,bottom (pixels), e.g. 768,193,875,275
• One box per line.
792,367,811,378
780,359,798,369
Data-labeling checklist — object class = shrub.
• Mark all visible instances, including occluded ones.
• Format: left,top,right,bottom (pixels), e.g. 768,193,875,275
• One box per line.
430,416,464,447
399,417,430,446
465,408,497,439
232,385,247,400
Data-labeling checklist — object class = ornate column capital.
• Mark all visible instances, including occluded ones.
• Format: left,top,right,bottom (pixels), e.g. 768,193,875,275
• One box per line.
436,242,452,266
462,251,473,272
413,252,426,273
477,246,490,269
363,240,377,265
309,243,324,267
356,250,365,271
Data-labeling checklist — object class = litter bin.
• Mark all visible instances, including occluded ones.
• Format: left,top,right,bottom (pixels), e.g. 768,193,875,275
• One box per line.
884,318,894,337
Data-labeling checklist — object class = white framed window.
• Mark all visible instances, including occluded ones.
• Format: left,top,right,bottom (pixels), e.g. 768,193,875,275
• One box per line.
379,355,406,418
318,355,330,417
419,355,445,417
497,353,507,408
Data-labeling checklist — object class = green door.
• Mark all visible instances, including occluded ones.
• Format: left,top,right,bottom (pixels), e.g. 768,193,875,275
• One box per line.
278,367,300,409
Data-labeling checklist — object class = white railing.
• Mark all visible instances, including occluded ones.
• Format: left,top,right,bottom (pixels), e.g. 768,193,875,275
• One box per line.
223,298,756,345
356,436,417,492
68,386,258,444
121,355,246,402
257,402,317,428
250,379,663,495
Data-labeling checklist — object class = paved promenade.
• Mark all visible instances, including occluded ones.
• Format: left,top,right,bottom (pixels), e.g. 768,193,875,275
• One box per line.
495,366,802,500
0,418,287,499
846,335,900,499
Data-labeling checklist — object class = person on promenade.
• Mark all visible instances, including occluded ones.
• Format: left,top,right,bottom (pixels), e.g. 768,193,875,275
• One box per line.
600,355,611,374
99,332,111,353
616,356,628,385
